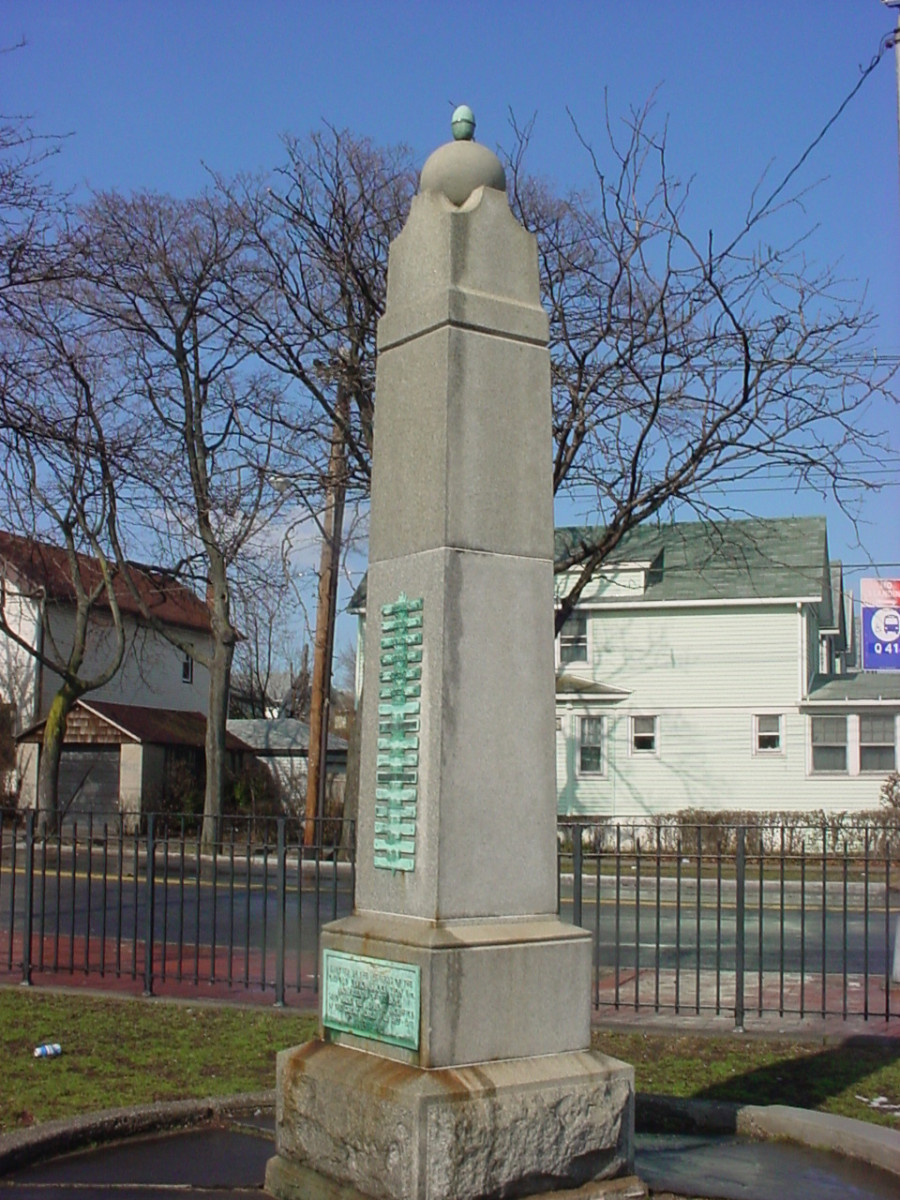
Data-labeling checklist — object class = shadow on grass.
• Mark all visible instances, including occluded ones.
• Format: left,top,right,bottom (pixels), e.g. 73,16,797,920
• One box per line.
692,1035,900,1112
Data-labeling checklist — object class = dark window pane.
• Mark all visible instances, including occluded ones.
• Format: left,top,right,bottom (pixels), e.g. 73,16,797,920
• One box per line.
581,717,603,745
860,746,896,772
580,745,603,773
811,717,846,745
812,745,847,772
633,716,657,752
860,715,894,744
757,714,781,751
579,716,602,773
559,614,588,664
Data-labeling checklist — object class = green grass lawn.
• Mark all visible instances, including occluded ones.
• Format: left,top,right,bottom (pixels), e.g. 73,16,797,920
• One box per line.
592,1029,900,1129
1,987,898,1132
0,988,316,1131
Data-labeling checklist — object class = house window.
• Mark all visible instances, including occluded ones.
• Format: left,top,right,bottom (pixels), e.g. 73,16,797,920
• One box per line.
579,716,603,774
559,613,588,665
631,715,657,754
811,715,847,773
181,652,193,684
755,714,782,754
860,715,896,773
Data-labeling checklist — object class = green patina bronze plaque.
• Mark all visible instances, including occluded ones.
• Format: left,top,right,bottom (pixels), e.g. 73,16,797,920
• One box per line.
322,949,420,1050
375,593,423,874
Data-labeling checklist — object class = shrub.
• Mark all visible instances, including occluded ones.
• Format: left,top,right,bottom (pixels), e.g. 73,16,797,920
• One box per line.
880,771,900,812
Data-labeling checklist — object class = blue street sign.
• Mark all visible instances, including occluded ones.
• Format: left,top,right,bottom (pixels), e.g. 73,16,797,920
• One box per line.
862,606,900,671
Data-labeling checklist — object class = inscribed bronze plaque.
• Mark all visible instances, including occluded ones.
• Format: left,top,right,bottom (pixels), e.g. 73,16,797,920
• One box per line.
322,949,420,1050
374,594,423,873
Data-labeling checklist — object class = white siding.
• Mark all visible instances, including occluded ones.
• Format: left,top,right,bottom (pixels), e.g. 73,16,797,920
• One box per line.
38,609,212,716
556,603,893,817
580,605,800,708
0,589,41,730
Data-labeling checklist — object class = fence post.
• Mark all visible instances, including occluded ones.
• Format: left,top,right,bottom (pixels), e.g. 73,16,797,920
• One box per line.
734,826,745,1032
275,817,286,1007
143,814,156,997
21,810,35,987
572,826,583,929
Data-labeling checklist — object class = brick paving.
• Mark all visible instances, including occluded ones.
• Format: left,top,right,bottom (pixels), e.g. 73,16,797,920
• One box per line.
593,967,900,1036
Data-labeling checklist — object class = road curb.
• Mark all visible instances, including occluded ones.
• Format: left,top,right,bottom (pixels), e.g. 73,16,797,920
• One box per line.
637,1091,900,1179
0,1091,275,1176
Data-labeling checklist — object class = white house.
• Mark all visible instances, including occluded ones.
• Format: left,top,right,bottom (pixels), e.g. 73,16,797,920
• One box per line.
351,517,900,818
0,530,215,815
554,517,900,817
0,530,213,730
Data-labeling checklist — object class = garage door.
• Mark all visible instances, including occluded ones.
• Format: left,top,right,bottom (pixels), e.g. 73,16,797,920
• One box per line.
58,747,120,820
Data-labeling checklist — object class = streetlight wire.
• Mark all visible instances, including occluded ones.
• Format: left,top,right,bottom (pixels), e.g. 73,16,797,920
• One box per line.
721,22,899,259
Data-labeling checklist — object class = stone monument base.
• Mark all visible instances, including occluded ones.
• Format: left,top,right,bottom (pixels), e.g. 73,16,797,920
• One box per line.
319,912,593,1068
265,1040,634,1200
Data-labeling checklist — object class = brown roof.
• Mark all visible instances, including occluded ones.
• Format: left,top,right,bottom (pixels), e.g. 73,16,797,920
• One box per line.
0,530,211,634
19,700,253,750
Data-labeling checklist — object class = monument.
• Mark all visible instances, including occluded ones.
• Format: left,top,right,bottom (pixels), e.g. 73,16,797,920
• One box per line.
265,108,634,1200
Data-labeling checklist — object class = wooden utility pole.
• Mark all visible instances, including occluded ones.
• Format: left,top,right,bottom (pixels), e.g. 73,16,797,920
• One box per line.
303,378,349,847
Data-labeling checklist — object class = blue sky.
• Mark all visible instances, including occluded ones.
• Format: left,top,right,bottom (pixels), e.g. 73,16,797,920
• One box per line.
3,0,899,642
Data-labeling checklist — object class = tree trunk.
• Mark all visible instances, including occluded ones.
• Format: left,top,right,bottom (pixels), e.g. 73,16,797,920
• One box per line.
340,687,361,857
202,634,234,849
36,684,79,835
304,387,348,847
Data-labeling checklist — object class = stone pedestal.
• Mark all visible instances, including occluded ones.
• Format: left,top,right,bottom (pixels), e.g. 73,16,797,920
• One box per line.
267,118,633,1200
318,913,591,1068
266,1044,633,1200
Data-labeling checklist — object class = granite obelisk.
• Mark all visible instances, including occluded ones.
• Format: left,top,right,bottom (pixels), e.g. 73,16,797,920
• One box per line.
266,108,634,1200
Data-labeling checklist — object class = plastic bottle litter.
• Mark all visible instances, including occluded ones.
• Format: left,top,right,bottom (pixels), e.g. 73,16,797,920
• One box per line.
33,1043,62,1058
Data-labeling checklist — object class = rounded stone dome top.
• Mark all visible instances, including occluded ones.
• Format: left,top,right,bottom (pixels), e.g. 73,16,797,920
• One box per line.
419,109,506,207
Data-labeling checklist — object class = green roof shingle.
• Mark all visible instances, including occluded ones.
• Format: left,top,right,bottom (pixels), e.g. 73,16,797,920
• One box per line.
556,517,829,604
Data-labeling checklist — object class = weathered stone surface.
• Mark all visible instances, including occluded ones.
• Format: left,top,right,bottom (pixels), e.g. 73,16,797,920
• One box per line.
356,549,557,923
270,1041,634,1200
419,141,507,207
320,912,591,1068
270,117,635,1200
265,1160,649,1200
370,326,553,563
376,187,547,355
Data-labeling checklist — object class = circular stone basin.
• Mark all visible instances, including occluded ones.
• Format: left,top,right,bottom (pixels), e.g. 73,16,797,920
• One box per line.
636,1131,900,1200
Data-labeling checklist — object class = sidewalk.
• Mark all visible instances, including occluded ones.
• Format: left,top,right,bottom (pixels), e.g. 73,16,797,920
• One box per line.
591,967,900,1038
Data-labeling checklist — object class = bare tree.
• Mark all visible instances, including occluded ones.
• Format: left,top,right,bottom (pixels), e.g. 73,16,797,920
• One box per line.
230,573,306,719
0,92,138,827
232,128,417,492
504,103,895,629
225,129,416,836
0,81,68,318
69,189,319,841
0,301,132,828
244,116,893,645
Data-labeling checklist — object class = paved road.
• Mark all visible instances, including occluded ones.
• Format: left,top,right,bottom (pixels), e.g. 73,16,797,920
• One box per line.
4,852,890,975
563,894,895,977
2,841,898,1019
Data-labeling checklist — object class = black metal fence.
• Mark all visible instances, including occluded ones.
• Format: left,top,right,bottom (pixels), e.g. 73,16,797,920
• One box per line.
560,820,900,1026
2,808,899,1025
0,809,355,1006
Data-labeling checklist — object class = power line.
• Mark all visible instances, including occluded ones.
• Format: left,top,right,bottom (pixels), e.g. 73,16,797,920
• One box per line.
564,482,900,499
